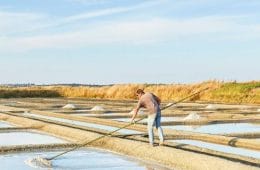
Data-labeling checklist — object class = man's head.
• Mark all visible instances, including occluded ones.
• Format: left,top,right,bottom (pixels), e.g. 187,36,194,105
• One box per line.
136,89,144,99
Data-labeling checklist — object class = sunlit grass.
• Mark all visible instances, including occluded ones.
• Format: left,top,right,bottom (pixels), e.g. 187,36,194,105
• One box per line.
0,87,60,98
204,81,260,104
0,81,259,104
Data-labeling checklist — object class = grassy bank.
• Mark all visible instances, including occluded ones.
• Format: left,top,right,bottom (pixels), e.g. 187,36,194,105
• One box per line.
0,81,259,104
0,87,60,98
202,81,260,104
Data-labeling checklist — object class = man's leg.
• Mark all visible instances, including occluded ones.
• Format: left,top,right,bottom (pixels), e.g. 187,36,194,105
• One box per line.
155,112,164,144
147,113,156,145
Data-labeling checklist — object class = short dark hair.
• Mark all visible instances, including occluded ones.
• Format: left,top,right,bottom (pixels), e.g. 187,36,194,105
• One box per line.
136,89,144,94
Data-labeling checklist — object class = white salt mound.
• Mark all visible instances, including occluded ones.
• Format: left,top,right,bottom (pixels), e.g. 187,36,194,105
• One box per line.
205,104,216,109
183,112,200,121
91,106,105,111
25,156,52,169
62,104,76,109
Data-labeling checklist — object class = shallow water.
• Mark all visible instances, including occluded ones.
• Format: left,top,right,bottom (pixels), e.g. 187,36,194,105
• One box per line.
0,121,14,128
73,113,128,116
113,117,182,123
170,139,260,159
23,113,142,135
0,131,66,146
74,109,92,112
165,123,260,134
0,148,170,170
72,113,110,116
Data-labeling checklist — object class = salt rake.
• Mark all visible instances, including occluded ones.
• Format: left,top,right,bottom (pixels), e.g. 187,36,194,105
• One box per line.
26,87,210,169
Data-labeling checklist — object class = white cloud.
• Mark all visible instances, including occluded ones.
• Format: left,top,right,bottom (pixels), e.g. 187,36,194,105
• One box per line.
60,0,161,24
1,4,260,54
2,16,260,53
63,7,136,23
0,11,50,36
66,0,110,5
0,1,160,35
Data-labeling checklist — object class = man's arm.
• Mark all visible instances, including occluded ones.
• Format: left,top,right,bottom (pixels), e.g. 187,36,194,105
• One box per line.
131,100,142,123
131,108,139,123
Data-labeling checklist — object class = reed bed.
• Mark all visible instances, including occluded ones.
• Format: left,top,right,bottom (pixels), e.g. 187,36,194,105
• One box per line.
0,81,259,104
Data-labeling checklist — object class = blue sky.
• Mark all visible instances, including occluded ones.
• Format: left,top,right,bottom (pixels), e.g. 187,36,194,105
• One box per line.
0,0,259,84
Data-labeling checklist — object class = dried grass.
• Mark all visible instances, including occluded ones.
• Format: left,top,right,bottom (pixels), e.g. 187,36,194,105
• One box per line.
1,81,260,104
